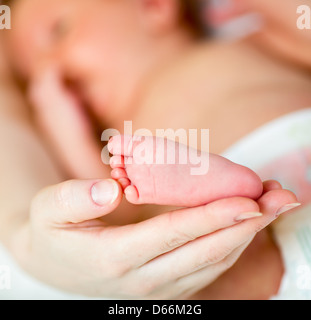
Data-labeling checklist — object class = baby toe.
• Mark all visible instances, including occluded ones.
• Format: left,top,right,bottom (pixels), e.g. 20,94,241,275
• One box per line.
124,185,140,204
118,178,131,190
111,168,129,180
110,155,125,169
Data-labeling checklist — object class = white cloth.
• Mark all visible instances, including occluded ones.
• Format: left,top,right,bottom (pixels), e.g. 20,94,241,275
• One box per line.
0,242,88,300
272,204,311,300
223,108,311,300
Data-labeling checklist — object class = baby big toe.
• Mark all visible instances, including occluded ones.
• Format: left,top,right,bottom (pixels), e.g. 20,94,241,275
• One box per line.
110,155,125,169
108,135,142,157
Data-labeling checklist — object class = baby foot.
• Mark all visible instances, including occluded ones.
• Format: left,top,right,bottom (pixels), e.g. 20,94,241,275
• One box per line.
108,135,263,207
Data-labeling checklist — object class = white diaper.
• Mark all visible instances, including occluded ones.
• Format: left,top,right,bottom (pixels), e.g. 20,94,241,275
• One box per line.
223,107,311,300
271,204,311,300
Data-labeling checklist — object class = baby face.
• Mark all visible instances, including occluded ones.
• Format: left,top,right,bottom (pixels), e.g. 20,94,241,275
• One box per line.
9,0,181,123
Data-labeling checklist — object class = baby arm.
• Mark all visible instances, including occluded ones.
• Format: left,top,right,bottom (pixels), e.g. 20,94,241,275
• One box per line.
0,74,62,249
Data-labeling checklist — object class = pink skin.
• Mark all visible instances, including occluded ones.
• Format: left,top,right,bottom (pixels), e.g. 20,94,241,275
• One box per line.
108,135,263,206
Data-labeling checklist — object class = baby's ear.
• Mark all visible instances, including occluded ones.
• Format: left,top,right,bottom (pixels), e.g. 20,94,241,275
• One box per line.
136,0,180,34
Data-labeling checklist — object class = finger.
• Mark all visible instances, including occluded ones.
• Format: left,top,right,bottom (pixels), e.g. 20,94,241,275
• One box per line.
29,65,107,179
134,189,297,283
121,238,252,299
31,179,122,224
257,188,299,217
136,224,256,287
119,197,260,265
206,0,249,27
175,240,253,299
151,240,252,299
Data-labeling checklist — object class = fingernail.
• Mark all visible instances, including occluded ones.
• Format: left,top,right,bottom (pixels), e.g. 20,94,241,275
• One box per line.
276,203,302,217
91,179,119,206
235,212,263,222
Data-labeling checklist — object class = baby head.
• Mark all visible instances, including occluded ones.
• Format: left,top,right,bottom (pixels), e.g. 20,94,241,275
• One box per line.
8,0,205,124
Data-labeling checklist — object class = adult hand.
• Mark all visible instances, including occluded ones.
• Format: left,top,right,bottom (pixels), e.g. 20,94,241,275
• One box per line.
207,0,311,68
13,178,297,299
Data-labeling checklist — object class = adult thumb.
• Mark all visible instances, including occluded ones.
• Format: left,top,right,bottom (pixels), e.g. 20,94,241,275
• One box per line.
31,179,122,224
